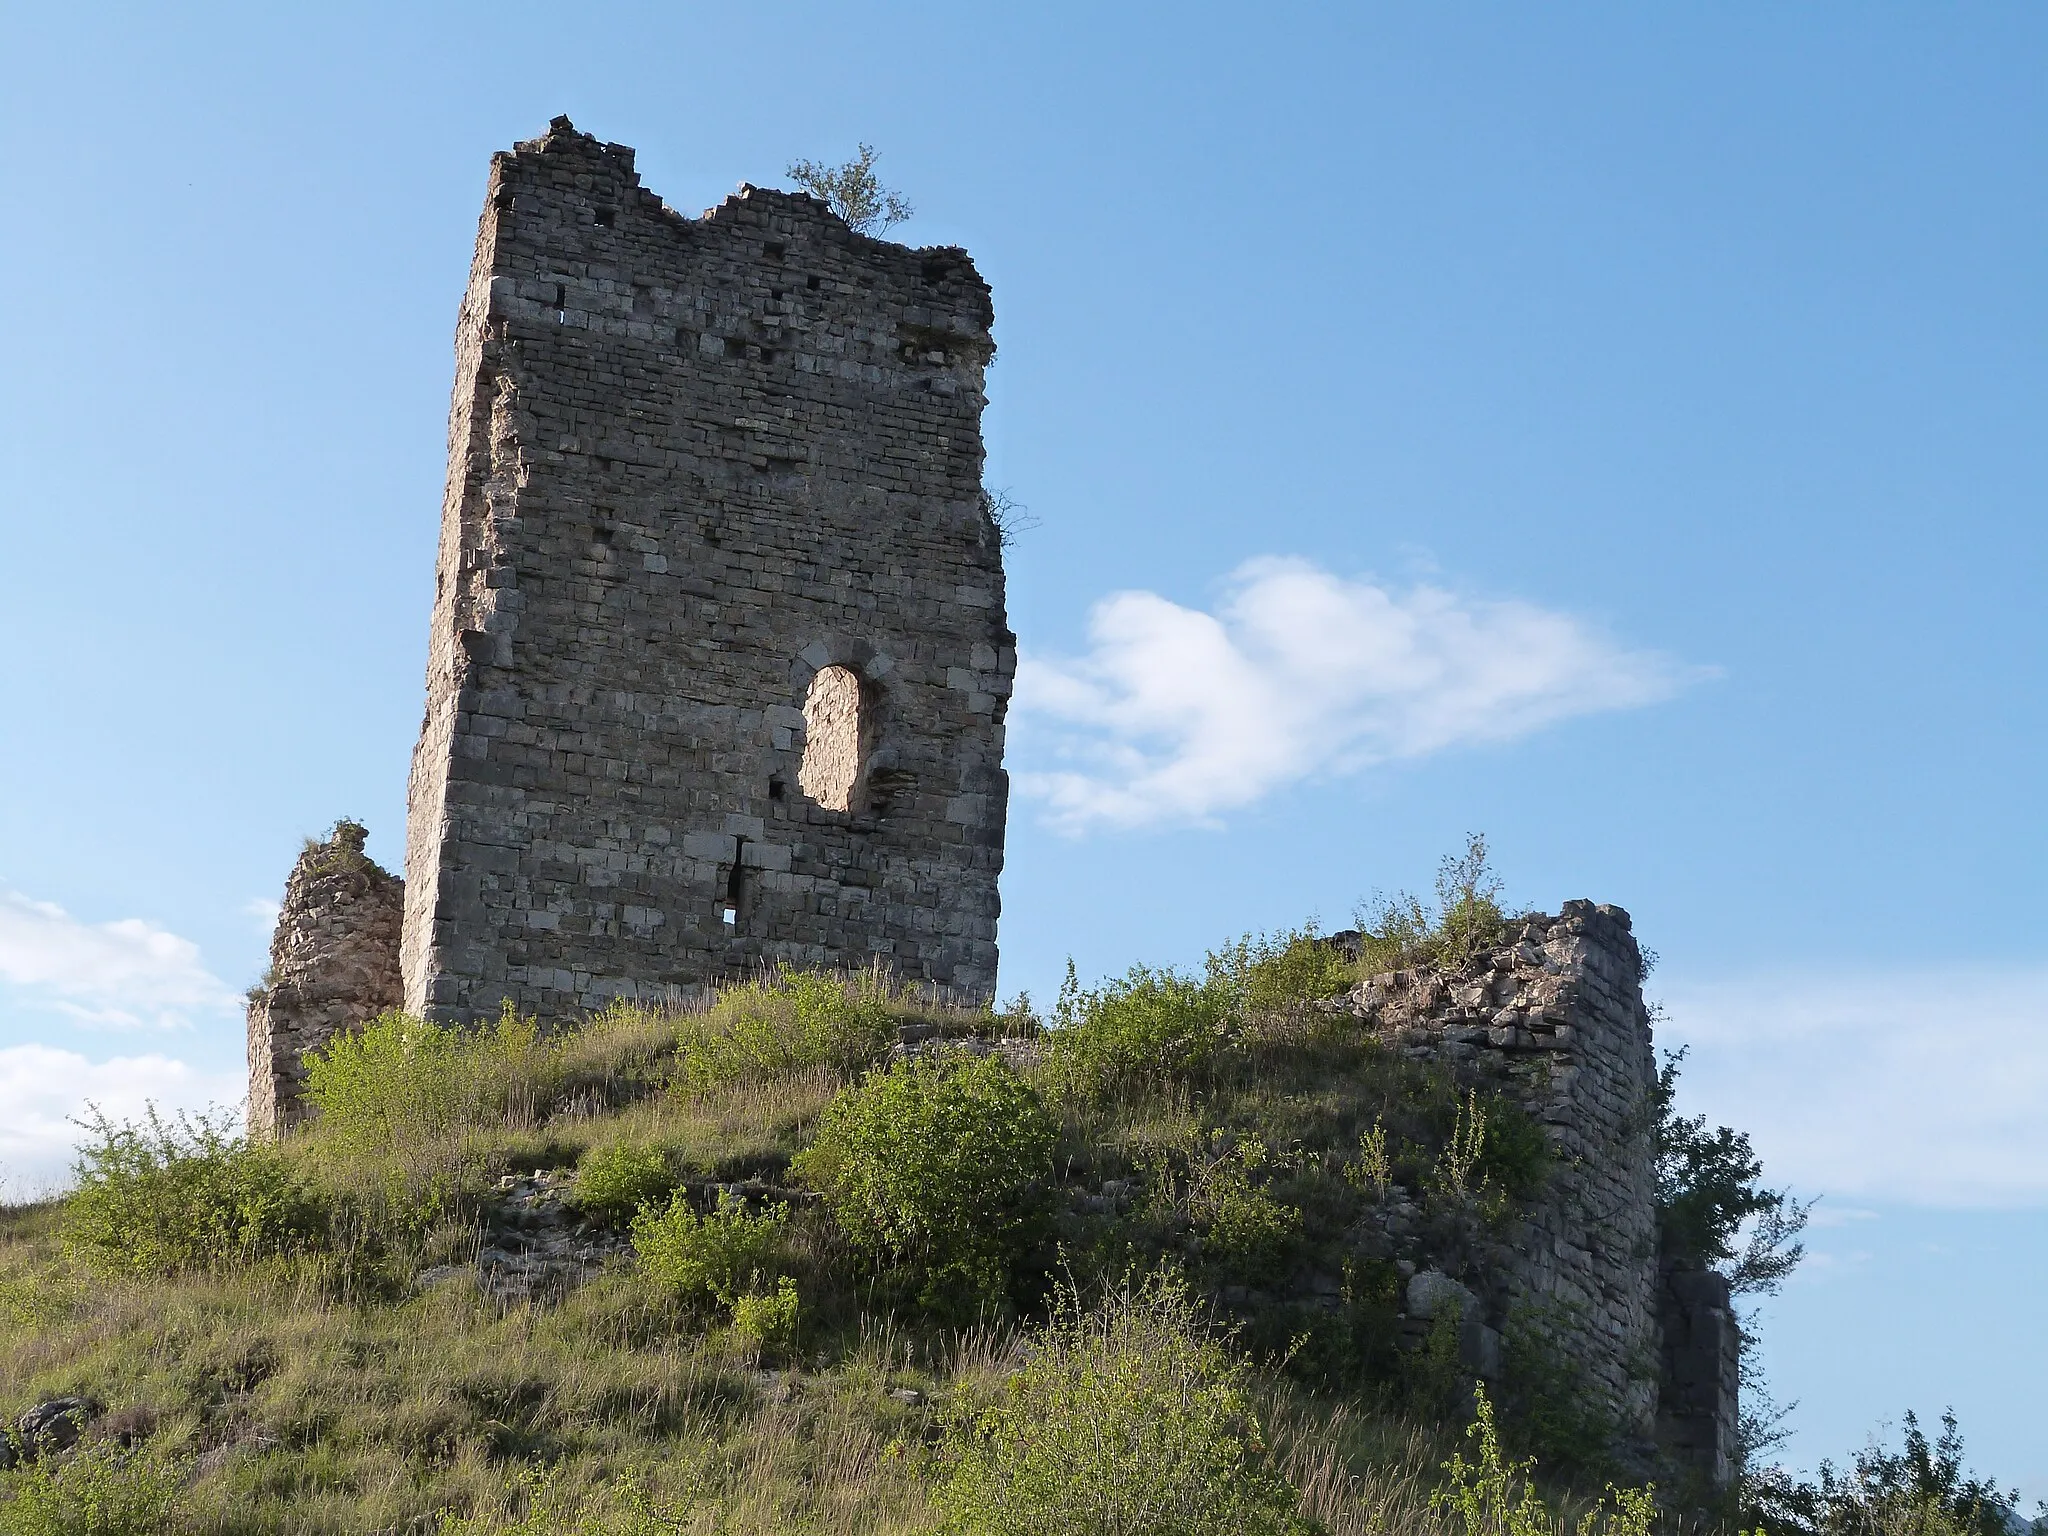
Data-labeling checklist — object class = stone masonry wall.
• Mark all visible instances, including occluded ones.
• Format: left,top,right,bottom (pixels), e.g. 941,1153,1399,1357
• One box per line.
246,823,404,1138
1658,1262,1744,1490
1342,901,1727,1477
403,118,1013,1024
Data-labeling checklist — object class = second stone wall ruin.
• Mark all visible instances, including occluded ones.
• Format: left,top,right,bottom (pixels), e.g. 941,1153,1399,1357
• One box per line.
245,823,404,1139
1341,900,1735,1483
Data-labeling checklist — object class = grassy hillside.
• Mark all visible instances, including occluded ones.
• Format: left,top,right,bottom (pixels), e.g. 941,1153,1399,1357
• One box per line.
0,909,1693,1535
4,886,2012,1536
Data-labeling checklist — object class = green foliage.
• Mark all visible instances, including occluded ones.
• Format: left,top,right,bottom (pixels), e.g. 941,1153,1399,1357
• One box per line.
785,143,913,235
0,1439,187,1536
793,1054,1056,1310
1432,1385,1656,1536
729,1277,802,1351
436,1464,690,1535
572,1143,675,1224
1497,1305,1624,1482
1207,924,1357,1020
302,1005,560,1149
630,1189,789,1310
60,1105,325,1277
1141,1131,1302,1286
673,967,897,1093
1346,1119,1394,1198
937,1273,1311,1536
1748,1409,2025,1536
1653,1048,1808,1293
1046,962,1231,1101
1358,834,1510,975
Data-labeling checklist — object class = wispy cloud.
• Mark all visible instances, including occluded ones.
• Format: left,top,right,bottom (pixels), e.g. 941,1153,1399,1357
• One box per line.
0,1044,245,1199
1013,557,1704,832
0,888,241,1030
1659,966,2048,1209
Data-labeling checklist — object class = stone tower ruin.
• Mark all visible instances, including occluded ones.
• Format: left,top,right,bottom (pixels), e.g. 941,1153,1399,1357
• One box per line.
245,822,404,1138
401,118,1015,1023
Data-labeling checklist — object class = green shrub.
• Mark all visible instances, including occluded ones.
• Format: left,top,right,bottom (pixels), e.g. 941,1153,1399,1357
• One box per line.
1207,925,1357,1020
301,1005,560,1148
792,1054,1056,1310
572,1143,676,1224
0,1438,187,1536
631,1189,788,1309
1748,1408,2021,1536
674,967,897,1092
60,1106,326,1277
1142,1132,1301,1285
1357,833,1510,975
1432,1384,1655,1536
729,1277,802,1350
937,1272,1310,1536
1046,964,1230,1100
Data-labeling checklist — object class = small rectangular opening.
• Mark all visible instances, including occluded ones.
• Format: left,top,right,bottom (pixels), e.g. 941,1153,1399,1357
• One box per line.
806,274,821,291
763,241,786,260
724,337,748,359
768,777,786,801
594,207,616,228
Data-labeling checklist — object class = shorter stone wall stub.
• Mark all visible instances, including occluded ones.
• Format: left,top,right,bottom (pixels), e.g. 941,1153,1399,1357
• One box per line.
245,821,404,1138
1658,1263,1743,1490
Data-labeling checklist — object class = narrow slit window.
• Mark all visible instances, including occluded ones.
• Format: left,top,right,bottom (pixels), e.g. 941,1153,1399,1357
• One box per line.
799,666,863,812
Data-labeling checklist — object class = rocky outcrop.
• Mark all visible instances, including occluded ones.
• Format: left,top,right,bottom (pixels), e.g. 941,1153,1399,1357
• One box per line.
245,822,403,1138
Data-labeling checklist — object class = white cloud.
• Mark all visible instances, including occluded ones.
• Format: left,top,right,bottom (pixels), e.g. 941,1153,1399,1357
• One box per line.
244,897,280,930
1012,557,1703,831
0,888,241,1030
1658,966,2048,1209
0,1044,245,1199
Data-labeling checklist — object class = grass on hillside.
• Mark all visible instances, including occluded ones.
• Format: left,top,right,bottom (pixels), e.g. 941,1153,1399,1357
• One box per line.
1,867,1698,1535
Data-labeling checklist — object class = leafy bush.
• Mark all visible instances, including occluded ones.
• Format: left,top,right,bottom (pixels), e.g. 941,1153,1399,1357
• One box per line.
1432,1384,1655,1536
729,1277,801,1350
302,1006,560,1149
0,1438,187,1536
792,1054,1056,1310
572,1143,675,1224
1653,1047,1808,1291
1427,1091,1551,1213
1357,834,1510,975
61,1106,325,1277
1207,925,1357,1021
631,1189,789,1309
1046,964,1231,1101
673,967,897,1092
1141,1132,1301,1285
937,1272,1310,1536
1748,1409,2024,1536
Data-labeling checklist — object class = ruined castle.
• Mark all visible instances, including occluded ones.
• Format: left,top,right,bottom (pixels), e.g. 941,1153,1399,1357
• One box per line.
244,121,1737,1488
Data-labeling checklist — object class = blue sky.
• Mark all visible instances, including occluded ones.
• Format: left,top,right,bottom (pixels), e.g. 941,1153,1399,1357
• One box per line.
1,0,2042,1499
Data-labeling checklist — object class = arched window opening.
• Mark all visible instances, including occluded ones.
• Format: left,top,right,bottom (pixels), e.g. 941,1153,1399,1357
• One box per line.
800,665,864,812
